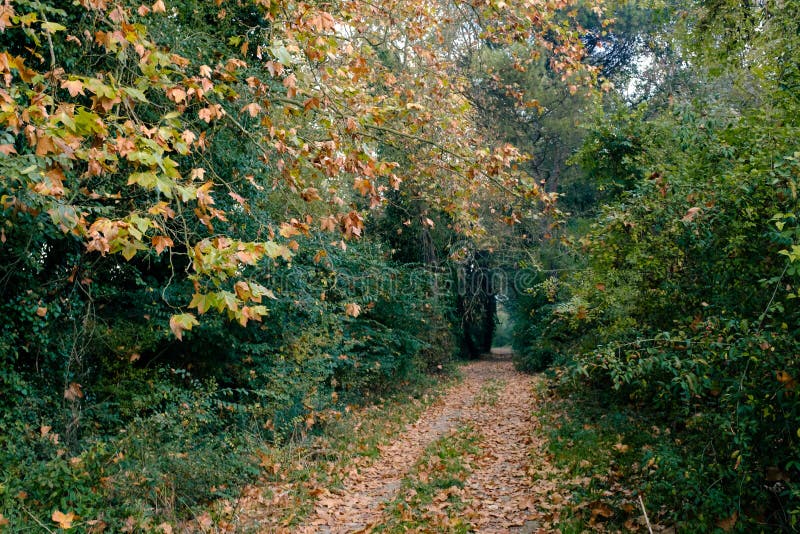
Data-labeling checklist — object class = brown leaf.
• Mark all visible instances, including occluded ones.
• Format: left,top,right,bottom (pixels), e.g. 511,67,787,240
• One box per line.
681,206,701,222
241,102,262,117
64,382,84,401
717,511,738,532
151,235,174,255
345,303,361,318
36,306,48,317
151,0,166,14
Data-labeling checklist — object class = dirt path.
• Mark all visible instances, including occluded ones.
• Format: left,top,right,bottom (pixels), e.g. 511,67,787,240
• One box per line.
296,348,559,533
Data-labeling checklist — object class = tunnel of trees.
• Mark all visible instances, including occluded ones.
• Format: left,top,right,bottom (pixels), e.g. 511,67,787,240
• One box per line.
1,0,799,530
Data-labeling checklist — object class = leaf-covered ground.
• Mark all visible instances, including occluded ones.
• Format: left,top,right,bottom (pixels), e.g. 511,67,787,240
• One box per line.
231,348,585,533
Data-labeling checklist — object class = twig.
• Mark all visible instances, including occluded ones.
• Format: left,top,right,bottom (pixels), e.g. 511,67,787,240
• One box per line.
40,11,57,70
638,494,654,534
21,505,56,534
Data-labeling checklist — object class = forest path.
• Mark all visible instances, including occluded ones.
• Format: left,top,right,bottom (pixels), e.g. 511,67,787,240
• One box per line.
296,348,560,533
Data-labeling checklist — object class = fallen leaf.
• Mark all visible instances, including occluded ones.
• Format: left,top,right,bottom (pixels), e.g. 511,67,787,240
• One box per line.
345,302,361,318
52,510,76,529
681,206,701,222
613,442,630,453
717,510,738,532
64,382,83,401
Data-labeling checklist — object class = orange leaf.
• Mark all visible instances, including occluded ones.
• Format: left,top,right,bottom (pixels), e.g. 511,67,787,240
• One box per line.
36,306,48,317
344,303,361,318
151,235,174,255
52,510,76,529
61,79,85,97
152,0,166,14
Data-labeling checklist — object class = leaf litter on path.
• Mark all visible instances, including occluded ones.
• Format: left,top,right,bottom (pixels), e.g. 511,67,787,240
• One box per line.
293,349,571,533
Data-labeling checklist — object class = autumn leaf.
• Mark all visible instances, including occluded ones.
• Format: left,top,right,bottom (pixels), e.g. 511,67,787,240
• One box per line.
36,306,47,317
776,370,797,389
717,510,738,532
0,513,8,527
151,235,173,255
64,382,83,401
241,102,262,117
52,510,76,529
682,206,701,222
345,303,361,317
195,512,213,531
151,0,166,14
169,313,198,340
61,79,85,97
612,442,630,453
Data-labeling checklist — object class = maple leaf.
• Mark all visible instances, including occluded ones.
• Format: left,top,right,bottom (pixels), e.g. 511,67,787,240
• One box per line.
61,79,85,97
682,206,701,222
52,510,76,529
320,215,338,232
166,86,186,103
181,129,196,145
241,102,262,117
151,235,173,255
344,302,361,317
169,313,198,341
354,178,373,196
64,382,84,401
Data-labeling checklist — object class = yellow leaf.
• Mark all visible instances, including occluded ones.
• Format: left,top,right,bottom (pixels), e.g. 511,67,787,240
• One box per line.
52,510,76,529
169,313,198,341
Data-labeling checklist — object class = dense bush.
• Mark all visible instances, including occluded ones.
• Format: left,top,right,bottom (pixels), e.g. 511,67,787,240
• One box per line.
510,1,800,529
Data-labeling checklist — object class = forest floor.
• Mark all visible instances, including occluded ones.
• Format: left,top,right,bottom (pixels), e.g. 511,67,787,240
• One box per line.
224,348,603,533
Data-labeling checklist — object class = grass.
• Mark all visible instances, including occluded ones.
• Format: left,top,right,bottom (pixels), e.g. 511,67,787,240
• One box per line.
377,425,480,533
533,376,676,532
222,372,460,531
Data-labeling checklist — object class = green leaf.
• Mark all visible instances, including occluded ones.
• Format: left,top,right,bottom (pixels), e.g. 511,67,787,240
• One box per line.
41,21,66,33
